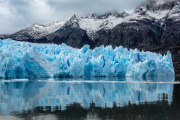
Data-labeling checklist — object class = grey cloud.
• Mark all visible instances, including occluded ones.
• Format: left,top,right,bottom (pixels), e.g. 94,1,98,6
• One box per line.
0,0,147,34
47,0,147,14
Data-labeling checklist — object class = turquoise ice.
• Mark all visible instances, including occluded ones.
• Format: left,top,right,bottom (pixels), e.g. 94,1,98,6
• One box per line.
0,39,175,78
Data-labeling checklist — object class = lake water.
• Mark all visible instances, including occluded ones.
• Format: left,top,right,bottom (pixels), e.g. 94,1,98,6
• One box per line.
0,76,180,120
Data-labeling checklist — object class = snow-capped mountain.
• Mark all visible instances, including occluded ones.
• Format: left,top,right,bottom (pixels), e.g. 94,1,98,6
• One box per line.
29,21,66,38
1,0,179,43
95,0,180,49
8,20,66,40
67,11,129,39
124,0,180,27
134,0,178,19
0,11,129,41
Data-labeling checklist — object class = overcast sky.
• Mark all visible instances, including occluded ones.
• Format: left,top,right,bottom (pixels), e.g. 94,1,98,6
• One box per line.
0,0,148,34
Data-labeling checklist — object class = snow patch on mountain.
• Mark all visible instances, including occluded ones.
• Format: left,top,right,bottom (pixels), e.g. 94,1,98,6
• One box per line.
31,21,66,35
79,14,127,34
10,20,67,40
69,12,129,38
28,20,67,39
123,0,180,26
169,1,180,20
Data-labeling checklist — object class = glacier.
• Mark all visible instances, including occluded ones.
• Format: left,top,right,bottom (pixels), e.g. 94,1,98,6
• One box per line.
0,39,174,78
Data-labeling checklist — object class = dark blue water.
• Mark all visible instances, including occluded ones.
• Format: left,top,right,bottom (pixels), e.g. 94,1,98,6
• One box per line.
0,76,180,120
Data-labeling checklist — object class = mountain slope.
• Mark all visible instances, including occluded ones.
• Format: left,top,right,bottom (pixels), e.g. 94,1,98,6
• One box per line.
8,21,66,41
69,11,129,40
95,0,180,74
0,11,129,42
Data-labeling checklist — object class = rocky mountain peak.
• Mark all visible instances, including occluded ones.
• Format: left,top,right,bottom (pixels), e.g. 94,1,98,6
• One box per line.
132,0,180,21
135,0,177,13
65,11,130,40
31,22,45,27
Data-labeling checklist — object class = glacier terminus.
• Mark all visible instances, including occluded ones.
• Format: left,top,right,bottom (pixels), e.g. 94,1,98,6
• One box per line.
0,39,174,79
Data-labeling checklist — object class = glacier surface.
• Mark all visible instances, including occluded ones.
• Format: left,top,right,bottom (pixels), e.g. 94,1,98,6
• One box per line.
0,39,174,78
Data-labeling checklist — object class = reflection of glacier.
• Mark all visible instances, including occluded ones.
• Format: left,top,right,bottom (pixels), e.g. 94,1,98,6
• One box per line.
0,39,174,78
0,77,174,115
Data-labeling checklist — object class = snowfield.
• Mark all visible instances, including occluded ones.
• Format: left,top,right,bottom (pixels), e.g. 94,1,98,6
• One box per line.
0,39,174,78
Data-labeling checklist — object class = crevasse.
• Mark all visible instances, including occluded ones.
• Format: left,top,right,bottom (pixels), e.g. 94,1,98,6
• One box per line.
0,39,174,78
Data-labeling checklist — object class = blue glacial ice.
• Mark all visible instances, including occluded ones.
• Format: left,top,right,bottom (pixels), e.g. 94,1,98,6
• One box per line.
0,39,175,78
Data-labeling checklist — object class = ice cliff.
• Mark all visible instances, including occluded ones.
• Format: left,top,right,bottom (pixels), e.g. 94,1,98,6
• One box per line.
0,39,174,78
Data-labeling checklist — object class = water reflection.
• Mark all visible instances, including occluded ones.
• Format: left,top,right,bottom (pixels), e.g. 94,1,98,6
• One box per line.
0,76,175,116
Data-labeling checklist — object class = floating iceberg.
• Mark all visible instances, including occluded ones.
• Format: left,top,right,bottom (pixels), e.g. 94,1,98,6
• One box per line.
0,39,174,78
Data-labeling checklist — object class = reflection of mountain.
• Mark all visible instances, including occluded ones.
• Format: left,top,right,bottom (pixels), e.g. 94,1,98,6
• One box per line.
0,77,174,115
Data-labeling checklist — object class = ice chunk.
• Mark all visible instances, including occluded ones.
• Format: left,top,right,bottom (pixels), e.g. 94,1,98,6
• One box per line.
0,39,175,78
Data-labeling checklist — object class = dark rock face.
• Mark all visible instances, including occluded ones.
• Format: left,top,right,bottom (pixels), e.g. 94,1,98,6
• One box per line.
44,26,95,48
161,20,180,46
0,26,95,49
160,20,180,74
94,18,180,74
0,34,9,39
95,19,163,49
